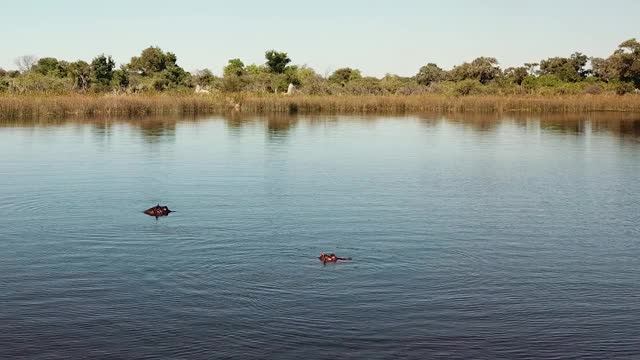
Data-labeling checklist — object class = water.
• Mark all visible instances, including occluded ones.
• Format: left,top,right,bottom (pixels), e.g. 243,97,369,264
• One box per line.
1,114,639,359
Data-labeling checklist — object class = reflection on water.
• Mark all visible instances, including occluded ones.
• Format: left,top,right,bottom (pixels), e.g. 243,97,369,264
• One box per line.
0,113,639,359
136,119,177,143
2,112,640,142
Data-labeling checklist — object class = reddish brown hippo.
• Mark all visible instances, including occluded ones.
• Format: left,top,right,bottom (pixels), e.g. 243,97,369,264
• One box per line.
319,252,352,263
143,204,173,218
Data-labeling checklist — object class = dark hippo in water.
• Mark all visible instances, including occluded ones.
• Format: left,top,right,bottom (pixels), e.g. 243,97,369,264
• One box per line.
318,252,352,263
143,204,173,218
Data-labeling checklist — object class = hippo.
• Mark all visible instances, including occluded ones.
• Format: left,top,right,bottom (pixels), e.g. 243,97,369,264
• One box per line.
143,204,173,218
319,252,352,263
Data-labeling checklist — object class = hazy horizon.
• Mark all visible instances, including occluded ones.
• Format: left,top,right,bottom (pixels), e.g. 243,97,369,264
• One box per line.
1,0,638,77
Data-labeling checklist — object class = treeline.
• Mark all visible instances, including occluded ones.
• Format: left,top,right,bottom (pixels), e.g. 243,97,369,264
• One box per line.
1,39,639,96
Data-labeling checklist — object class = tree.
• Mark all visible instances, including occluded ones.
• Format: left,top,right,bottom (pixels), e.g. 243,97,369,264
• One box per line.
193,69,216,86
33,57,68,77
453,79,483,96
415,63,445,86
14,55,38,72
129,46,170,75
265,50,291,74
34,57,56,75
328,67,362,86
589,39,640,88
243,64,273,93
503,66,529,85
127,46,190,89
283,65,302,86
68,60,91,91
223,59,246,77
111,67,129,89
345,76,384,95
0,68,6,77
539,52,589,82
449,57,500,84
296,66,329,95
160,65,190,88
524,63,540,75
611,38,640,87
90,54,115,88
591,57,617,82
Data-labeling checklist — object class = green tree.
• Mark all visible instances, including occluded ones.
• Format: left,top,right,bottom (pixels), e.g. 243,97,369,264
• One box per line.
521,75,539,92
450,57,500,84
90,54,115,88
265,50,291,74
160,64,190,88
11,72,71,93
127,46,190,89
503,66,529,85
33,57,68,77
296,66,329,95
223,59,246,77
539,52,589,82
129,47,170,75
246,64,265,75
221,59,247,92
328,67,362,86
242,64,274,93
193,69,216,86
591,57,617,82
283,65,302,86
111,67,129,89
415,63,445,86
68,60,91,91
453,79,483,95
611,38,640,87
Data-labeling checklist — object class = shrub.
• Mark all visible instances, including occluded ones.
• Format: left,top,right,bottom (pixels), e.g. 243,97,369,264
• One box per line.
613,81,636,95
583,84,603,95
0,79,9,92
453,79,483,96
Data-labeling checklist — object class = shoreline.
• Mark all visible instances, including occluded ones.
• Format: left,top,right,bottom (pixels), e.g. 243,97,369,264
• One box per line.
1,94,640,120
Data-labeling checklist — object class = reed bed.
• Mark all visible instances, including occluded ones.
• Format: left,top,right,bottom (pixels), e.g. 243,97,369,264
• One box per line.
1,93,639,120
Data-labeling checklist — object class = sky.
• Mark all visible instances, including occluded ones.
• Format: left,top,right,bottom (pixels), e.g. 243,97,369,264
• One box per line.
1,0,638,77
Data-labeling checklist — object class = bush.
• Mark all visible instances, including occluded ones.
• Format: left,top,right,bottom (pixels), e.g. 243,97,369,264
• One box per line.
0,79,9,92
583,84,603,95
395,83,429,95
521,75,538,92
536,74,563,88
453,79,483,96
485,77,520,95
10,73,72,93
613,81,636,95
345,77,384,95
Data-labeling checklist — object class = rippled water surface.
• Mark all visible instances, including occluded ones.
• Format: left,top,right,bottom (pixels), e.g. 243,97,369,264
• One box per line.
1,114,639,359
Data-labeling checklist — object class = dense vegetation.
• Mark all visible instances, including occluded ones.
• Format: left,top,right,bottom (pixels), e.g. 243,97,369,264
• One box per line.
1,39,639,97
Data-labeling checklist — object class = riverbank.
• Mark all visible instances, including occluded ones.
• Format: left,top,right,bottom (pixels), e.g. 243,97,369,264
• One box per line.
1,94,640,120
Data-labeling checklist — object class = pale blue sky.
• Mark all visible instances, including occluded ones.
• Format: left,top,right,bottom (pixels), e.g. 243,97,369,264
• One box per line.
1,0,638,77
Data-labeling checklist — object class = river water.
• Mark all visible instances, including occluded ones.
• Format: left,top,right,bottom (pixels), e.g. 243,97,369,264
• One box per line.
1,114,639,359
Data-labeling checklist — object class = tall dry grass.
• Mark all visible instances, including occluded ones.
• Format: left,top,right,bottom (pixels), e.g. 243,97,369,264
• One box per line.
1,93,640,120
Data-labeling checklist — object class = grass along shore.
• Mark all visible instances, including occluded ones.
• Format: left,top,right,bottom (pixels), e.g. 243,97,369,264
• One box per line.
1,93,640,120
